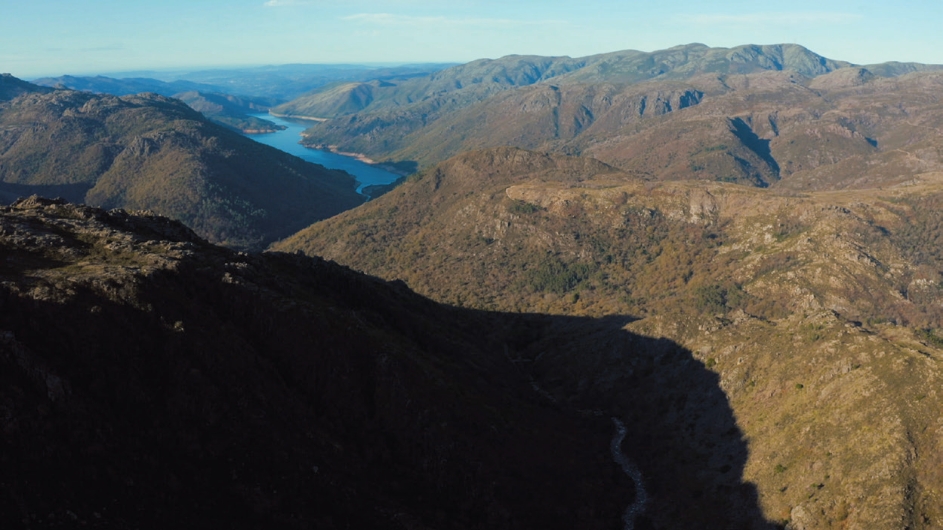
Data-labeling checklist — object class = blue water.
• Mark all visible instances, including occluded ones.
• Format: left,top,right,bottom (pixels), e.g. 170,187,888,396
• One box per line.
244,113,400,194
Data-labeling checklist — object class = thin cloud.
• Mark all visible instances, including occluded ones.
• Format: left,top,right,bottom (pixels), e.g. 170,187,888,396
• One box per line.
263,0,312,6
81,44,124,52
681,12,863,25
342,13,566,28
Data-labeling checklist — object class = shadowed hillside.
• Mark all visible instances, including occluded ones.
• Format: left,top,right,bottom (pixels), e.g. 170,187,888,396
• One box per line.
0,197,775,529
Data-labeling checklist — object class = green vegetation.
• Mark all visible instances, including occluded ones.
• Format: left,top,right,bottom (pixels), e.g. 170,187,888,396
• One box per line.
693,283,749,315
509,199,542,214
917,328,943,348
801,323,826,343
524,256,596,295
694,284,726,313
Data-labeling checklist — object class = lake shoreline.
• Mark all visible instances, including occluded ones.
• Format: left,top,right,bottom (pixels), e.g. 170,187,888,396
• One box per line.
244,113,406,194
268,112,328,122
302,140,413,177
264,113,412,176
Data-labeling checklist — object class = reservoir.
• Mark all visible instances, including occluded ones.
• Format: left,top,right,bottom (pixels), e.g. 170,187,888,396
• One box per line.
244,113,401,194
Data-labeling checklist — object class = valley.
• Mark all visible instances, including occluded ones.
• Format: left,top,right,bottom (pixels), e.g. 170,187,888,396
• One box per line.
0,76,364,250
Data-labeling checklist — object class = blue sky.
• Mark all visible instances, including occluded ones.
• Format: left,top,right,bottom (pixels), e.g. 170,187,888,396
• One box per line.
4,0,943,78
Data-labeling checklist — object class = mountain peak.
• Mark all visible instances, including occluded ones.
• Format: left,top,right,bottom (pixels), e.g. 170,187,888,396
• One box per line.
0,73,53,102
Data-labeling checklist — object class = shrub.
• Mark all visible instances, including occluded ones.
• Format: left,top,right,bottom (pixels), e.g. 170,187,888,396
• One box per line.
509,200,541,214
525,256,596,295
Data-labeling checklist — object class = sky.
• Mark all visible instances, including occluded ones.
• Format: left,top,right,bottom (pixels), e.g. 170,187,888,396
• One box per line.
4,0,943,79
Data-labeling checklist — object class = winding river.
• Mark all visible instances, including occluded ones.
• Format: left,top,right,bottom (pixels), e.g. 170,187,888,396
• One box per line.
244,114,401,194
611,417,648,530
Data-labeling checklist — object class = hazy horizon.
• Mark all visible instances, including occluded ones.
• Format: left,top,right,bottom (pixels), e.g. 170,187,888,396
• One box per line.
22,61,454,81
5,0,943,79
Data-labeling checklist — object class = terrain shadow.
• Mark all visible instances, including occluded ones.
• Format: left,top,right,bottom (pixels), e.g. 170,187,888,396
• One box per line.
480,311,780,529
0,208,777,529
729,117,780,181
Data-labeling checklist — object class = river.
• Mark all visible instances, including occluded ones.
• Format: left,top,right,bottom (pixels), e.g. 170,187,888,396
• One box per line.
611,417,647,530
244,113,401,195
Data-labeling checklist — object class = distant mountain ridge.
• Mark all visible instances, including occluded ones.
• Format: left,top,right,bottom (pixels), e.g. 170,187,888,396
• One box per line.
31,74,225,97
47,63,459,102
273,43,852,119
29,76,287,133
282,43,943,189
30,65,457,133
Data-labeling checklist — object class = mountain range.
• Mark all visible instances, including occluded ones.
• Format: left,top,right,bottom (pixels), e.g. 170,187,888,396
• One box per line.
31,64,455,135
282,43,943,190
34,63,456,104
30,75,224,98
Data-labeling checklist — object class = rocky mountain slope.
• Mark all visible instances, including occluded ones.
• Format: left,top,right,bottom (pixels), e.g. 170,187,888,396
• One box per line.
0,196,781,529
0,77,363,250
275,146,943,528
